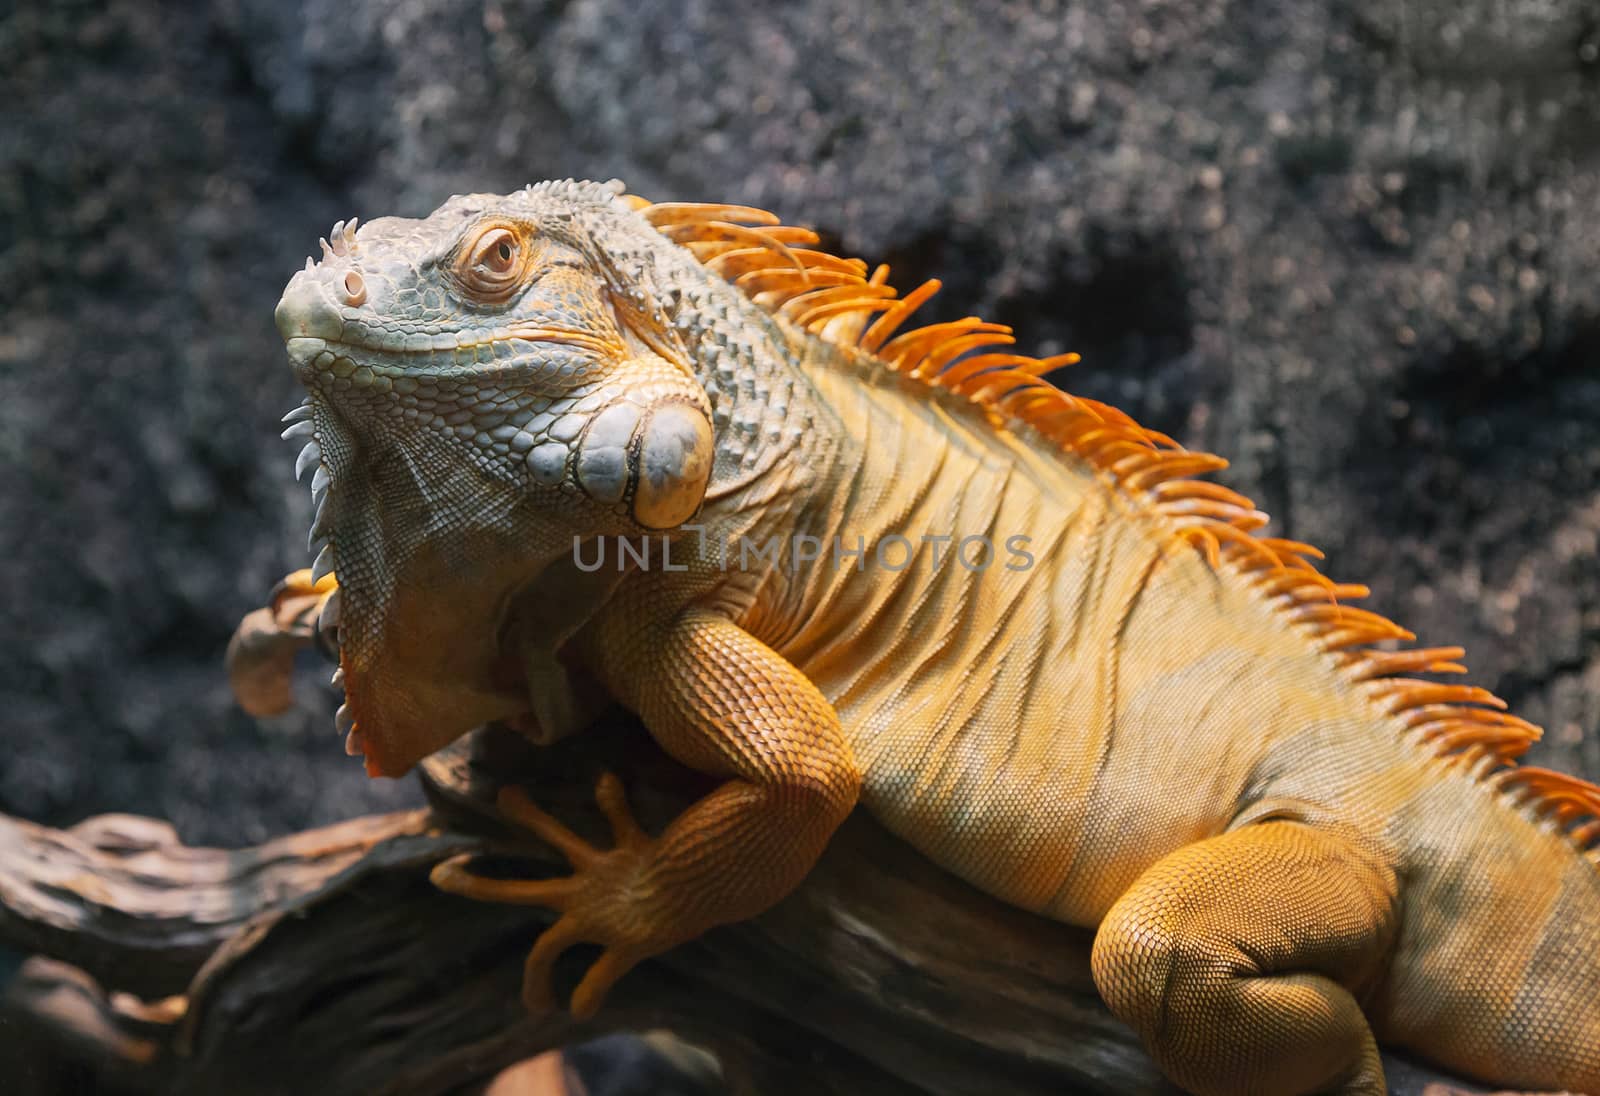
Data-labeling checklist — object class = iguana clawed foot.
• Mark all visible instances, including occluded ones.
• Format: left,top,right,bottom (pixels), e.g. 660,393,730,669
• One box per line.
225,568,340,717
430,772,671,1019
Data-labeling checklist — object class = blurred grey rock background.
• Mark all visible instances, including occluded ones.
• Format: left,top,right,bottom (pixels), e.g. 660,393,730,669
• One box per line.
3,0,1598,843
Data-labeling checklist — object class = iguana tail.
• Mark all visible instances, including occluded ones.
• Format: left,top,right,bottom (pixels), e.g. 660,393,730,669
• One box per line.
1378,777,1600,1091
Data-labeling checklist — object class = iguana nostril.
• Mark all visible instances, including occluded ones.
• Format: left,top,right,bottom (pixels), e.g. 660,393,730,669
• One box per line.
342,271,367,306
274,272,345,343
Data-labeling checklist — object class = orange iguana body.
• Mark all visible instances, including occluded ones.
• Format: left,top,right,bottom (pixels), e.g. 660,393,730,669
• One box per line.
243,181,1600,1095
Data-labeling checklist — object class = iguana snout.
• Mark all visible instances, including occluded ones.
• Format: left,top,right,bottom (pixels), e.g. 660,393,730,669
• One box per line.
275,269,351,344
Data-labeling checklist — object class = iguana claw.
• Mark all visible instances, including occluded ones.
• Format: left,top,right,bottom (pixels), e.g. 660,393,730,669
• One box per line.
430,772,658,1018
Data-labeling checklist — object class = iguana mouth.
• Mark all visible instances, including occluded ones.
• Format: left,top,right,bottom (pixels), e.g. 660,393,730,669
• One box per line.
284,323,619,367
281,329,623,401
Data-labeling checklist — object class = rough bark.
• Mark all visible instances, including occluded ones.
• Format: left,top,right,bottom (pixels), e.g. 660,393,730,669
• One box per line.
0,722,1513,1096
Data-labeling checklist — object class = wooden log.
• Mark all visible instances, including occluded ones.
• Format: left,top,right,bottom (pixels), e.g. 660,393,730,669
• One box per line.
0,719,1513,1095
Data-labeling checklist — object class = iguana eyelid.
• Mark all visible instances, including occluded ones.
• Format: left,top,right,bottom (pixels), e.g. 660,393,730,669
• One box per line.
473,228,518,270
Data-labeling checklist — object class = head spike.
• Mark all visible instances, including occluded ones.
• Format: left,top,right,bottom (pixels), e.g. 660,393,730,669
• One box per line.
294,441,322,481
310,543,335,584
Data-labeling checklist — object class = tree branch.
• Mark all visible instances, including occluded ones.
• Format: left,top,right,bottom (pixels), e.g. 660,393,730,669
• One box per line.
0,720,1504,1095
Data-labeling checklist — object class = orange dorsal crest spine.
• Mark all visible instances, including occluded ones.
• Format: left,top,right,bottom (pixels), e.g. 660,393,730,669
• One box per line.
632,194,1600,856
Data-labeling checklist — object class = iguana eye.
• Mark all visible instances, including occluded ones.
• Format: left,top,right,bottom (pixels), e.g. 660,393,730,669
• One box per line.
480,231,516,272
456,225,526,302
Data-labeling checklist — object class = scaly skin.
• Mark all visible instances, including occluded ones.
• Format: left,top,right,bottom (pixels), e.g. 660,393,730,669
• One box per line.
243,180,1600,1095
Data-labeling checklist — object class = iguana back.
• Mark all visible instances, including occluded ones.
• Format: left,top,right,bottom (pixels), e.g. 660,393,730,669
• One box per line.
761,328,1600,1090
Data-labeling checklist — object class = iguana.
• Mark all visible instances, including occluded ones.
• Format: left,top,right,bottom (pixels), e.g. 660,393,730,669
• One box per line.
242,179,1600,1096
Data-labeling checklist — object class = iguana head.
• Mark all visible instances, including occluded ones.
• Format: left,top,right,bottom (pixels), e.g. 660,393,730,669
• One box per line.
272,181,714,776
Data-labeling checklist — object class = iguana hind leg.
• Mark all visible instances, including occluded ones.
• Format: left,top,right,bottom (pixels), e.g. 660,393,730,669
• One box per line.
1091,820,1398,1096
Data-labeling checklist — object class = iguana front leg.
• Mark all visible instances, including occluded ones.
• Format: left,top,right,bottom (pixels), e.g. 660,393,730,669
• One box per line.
432,606,862,1017
1090,821,1399,1096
